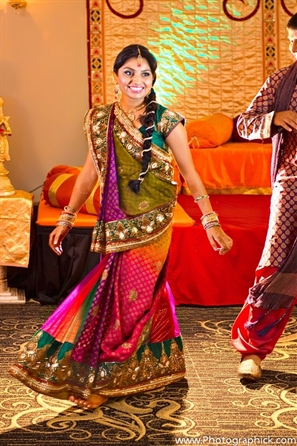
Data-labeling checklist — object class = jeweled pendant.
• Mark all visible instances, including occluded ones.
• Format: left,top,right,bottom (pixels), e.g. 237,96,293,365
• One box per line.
127,111,135,121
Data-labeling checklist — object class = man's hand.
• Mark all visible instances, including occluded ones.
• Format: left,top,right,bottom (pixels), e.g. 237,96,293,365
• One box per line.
273,110,297,131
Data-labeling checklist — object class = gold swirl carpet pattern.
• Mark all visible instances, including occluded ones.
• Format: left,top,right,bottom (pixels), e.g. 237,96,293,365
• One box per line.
0,304,297,445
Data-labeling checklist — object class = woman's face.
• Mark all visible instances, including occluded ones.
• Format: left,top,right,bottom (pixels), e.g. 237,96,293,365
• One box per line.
114,57,154,102
288,27,297,59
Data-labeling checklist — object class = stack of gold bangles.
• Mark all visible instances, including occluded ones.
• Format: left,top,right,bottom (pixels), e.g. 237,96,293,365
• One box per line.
200,211,220,230
56,205,77,229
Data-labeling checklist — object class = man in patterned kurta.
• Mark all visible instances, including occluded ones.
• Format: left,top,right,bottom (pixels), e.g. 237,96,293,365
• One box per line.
232,13,297,381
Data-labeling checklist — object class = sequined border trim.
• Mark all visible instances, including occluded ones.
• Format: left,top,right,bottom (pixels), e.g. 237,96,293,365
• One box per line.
91,199,175,254
9,337,185,400
85,104,113,193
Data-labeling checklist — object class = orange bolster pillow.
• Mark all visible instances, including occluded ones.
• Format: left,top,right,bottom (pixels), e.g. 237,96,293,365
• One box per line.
43,166,100,215
45,164,82,177
186,113,233,148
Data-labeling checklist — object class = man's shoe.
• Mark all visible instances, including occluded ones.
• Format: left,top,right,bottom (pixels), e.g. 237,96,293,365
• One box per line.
238,355,262,381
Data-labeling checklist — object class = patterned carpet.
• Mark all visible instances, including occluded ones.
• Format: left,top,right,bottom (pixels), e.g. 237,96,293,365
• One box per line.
1,303,297,445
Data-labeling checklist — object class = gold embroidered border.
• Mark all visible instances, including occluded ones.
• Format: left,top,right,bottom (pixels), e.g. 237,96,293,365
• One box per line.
9,337,185,400
98,372,186,397
91,200,175,254
85,104,113,189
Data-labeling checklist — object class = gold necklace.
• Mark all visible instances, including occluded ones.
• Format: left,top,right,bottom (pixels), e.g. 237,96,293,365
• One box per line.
118,101,145,121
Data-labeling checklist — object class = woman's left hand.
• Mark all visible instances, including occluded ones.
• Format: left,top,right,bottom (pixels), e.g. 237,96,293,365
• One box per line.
205,226,233,255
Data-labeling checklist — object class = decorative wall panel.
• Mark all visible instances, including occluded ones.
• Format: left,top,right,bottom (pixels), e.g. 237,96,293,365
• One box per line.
87,0,296,121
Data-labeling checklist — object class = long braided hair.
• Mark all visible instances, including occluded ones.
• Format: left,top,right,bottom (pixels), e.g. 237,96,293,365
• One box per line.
113,44,159,193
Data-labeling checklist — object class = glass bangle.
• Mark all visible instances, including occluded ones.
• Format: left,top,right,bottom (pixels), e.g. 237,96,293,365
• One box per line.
194,195,209,203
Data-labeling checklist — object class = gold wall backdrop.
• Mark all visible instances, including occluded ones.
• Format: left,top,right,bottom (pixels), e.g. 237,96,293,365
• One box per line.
88,0,297,122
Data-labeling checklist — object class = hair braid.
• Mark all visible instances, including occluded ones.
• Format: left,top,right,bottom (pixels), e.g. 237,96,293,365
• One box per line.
128,88,158,193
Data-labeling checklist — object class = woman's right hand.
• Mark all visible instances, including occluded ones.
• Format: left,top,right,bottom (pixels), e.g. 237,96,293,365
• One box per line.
48,225,70,255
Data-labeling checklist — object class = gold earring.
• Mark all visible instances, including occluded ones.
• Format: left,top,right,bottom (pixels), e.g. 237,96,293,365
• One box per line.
114,84,121,101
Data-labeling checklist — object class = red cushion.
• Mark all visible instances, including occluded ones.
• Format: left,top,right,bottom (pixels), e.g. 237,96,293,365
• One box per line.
43,165,100,215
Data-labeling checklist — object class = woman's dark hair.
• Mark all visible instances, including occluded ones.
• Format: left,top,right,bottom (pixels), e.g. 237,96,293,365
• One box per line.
287,14,297,29
113,44,159,194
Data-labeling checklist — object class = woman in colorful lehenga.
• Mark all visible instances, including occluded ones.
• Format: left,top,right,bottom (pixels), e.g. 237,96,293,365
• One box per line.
9,45,233,409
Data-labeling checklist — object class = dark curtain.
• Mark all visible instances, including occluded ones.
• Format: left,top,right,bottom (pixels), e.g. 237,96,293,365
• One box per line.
8,221,100,305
